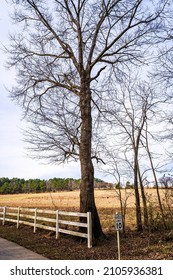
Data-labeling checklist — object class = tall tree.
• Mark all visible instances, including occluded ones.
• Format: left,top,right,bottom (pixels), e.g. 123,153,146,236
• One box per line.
102,72,164,230
141,120,167,229
151,2,173,149
6,0,168,240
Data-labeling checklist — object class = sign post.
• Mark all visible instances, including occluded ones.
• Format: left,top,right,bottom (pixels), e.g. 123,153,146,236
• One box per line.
115,212,123,260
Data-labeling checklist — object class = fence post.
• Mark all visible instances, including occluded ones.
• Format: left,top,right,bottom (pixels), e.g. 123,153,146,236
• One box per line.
87,212,92,248
17,207,20,229
56,210,59,239
34,208,37,233
3,206,6,225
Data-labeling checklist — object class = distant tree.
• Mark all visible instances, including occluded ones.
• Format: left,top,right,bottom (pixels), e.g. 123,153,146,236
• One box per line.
126,181,133,189
0,178,10,187
159,175,173,188
0,182,10,194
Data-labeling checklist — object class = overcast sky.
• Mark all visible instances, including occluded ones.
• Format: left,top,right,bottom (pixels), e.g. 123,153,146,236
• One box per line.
1,1,168,184
0,0,114,182
0,0,104,181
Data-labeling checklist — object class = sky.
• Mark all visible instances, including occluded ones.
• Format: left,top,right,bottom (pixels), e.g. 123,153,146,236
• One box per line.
0,1,170,184
0,0,108,181
0,0,114,182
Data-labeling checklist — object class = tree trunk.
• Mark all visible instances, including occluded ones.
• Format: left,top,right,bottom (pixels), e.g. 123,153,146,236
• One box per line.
79,71,104,241
118,187,126,234
144,125,167,230
138,163,149,229
147,149,167,229
134,151,143,231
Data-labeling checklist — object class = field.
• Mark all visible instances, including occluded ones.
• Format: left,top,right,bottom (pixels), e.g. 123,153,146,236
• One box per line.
0,189,173,260
0,188,165,230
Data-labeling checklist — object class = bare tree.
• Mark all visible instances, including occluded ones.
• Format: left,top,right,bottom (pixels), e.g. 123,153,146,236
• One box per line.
150,2,173,153
100,149,134,233
103,72,165,231
6,0,168,240
141,121,167,229
137,162,149,229
159,175,173,188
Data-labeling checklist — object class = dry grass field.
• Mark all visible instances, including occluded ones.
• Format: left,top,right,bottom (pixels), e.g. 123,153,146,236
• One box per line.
0,190,82,209
0,188,160,209
0,189,173,260
0,188,166,231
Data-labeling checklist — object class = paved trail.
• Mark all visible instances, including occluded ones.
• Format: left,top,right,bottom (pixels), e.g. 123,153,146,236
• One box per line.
0,237,48,260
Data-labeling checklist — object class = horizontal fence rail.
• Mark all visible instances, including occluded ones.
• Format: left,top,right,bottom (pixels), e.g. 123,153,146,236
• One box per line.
0,206,92,248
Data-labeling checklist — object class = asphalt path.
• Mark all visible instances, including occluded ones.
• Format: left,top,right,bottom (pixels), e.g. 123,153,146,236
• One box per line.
0,237,48,260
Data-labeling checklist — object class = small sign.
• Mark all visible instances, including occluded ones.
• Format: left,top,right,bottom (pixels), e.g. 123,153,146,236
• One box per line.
115,213,123,231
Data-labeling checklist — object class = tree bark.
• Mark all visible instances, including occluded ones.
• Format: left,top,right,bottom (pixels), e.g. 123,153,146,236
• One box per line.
79,71,104,241
134,151,143,231
138,163,149,229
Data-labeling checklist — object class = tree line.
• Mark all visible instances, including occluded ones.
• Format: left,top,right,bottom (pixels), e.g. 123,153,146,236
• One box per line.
1,176,172,195
0,177,114,194
0,177,79,194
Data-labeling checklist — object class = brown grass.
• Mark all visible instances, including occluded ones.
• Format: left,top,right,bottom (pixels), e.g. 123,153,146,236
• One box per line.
0,188,164,229
0,188,162,208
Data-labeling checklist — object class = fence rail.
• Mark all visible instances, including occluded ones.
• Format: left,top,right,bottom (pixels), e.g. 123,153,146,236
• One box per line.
0,206,92,248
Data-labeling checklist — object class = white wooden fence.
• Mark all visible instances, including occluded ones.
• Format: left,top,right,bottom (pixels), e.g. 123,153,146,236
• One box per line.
0,206,92,248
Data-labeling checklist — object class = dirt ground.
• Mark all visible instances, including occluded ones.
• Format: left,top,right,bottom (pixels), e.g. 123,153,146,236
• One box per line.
0,223,173,260
0,189,173,260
